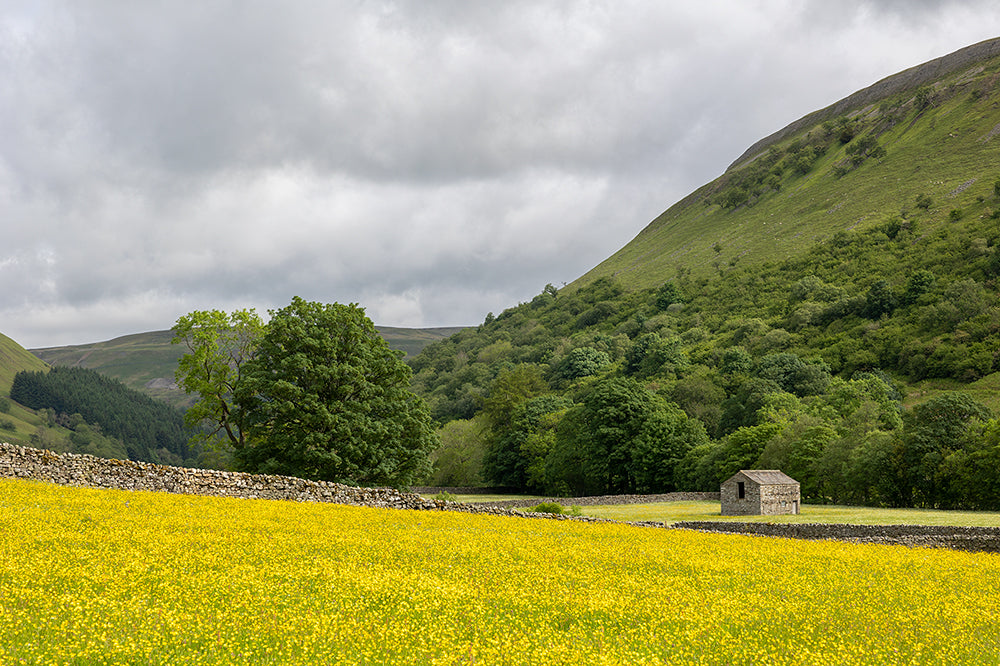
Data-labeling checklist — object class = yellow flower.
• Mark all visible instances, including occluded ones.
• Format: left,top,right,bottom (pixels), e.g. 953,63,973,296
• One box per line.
1,477,999,664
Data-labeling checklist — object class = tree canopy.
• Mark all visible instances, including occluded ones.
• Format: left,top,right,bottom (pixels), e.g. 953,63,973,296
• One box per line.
227,297,437,486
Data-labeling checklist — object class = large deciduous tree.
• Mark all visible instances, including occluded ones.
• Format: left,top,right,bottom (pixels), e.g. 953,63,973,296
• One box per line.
172,308,264,452
231,297,437,487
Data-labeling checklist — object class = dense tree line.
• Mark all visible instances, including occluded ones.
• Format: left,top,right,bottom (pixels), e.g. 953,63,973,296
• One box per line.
413,180,1000,509
10,366,190,464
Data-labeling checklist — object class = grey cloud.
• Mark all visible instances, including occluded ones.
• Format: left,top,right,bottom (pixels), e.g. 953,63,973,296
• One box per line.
3,0,1000,347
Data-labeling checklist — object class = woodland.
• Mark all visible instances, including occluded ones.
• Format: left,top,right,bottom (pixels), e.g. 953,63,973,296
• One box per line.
9,366,189,465
410,66,1000,509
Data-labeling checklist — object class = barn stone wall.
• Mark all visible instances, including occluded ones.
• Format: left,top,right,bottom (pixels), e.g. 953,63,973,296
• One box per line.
721,474,800,516
759,484,800,515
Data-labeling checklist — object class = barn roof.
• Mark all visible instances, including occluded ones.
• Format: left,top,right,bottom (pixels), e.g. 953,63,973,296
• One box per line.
733,470,799,486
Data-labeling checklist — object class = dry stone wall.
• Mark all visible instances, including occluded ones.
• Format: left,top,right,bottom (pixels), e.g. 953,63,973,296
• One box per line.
675,521,1000,554
0,442,428,508
0,443,604,523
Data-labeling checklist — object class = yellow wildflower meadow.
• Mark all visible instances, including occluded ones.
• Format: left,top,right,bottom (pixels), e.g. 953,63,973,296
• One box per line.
1,477,998,665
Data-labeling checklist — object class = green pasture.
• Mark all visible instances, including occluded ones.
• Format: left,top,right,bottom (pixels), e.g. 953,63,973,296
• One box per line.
436,494,1000,527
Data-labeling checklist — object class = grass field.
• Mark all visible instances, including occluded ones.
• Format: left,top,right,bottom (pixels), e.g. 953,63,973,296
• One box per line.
580,501,1000,527
4,478,1000,664
445,495,1000,527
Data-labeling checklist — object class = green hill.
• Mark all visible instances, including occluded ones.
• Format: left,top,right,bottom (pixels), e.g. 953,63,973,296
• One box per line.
577,36,1000,291
0,332,50,447
0,334,97,454
0,332,47,395
409,38,1000,509
31,330,189,407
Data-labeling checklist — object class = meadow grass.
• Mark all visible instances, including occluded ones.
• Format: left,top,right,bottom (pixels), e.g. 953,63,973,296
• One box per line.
578,500,1000,526
3,478,1000,664
447,495,1000,527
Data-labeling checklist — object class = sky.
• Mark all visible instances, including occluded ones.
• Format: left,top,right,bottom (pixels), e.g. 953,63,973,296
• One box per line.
3,1,1000,348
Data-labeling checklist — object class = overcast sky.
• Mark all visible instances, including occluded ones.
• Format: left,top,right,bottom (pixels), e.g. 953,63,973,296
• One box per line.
3,1,1000,348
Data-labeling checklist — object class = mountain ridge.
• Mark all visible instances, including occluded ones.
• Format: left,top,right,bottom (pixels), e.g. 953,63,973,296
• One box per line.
406,37,1000,502
728,36,1000,173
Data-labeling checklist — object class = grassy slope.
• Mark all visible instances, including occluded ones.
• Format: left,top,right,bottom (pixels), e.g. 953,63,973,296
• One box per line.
374,325,470,359
31,330,186,406
30,325,468,407
0,331,47,395
576,43,1000,292
0,333,54,447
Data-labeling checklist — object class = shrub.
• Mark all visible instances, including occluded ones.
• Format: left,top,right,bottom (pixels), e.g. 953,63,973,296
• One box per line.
433,491,458,502
529,502,567,515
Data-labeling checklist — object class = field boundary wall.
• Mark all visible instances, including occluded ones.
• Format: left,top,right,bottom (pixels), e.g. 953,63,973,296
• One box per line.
0,443,603,521
0,442,430,509
675,520,1000,553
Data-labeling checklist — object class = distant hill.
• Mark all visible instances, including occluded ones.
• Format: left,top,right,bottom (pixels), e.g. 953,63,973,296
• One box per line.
30,326,468,408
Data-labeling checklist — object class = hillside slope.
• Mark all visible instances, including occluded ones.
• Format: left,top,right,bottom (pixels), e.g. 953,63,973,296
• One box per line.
409,38,1000,508
576,36,1000,291
0,332,47,395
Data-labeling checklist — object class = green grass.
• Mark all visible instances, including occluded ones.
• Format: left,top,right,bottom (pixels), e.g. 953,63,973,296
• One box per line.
426,493,547,504
0,332,47,396
427,495,1000,526
578,500,1000,527
904,372,1000,414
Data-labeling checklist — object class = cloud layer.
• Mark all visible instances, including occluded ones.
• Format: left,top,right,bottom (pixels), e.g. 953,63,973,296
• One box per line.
3,0,1000,347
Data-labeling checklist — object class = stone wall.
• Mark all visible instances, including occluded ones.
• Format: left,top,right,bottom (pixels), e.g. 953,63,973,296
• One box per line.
675,521,1000,554
482,492,721,509
759,484,800,515
0,442,430,509
0,443,605,523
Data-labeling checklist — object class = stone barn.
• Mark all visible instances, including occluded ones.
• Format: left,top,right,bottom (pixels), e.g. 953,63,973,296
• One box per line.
720,470,800,516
